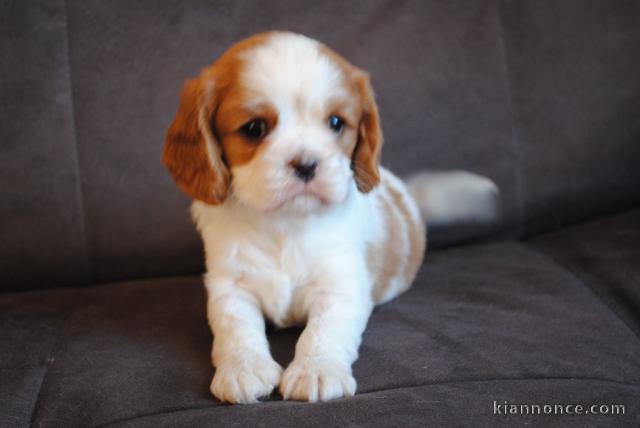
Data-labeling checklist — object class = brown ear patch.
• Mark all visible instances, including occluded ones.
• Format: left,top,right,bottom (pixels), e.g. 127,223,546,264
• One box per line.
163,32,280,204
318,43,383,193
163,79,230,205
351,73,383,193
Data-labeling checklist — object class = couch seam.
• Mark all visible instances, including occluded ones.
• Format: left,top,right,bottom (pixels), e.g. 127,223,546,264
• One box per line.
26,6,90,424
61,0,93,285
27,288,83,427
523,241,640,343
495,0,526,237
358,376,640,397
94,376,640,427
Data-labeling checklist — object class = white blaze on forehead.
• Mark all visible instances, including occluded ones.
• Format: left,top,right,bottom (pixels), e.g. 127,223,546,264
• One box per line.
229,33,354,214
239,33,345,114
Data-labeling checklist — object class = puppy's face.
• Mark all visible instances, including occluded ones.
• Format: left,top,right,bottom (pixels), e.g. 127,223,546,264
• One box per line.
164,32,383,215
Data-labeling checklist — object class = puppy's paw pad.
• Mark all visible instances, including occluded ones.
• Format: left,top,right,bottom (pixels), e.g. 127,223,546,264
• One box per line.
211,355,282,404
280,358,356,402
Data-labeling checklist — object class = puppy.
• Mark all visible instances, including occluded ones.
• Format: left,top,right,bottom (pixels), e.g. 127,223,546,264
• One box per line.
163,31,497,403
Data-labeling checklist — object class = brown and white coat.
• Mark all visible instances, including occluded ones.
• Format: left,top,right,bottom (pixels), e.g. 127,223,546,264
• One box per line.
163,31,496,404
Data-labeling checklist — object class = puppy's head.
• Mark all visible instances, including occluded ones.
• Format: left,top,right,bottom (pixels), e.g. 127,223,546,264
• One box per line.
163,32,383,214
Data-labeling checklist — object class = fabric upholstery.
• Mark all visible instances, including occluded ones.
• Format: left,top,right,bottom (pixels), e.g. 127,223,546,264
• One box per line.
110,381,639,428
0,287,78,427
0,1,89,291
529,209,640,337
2,1,640,427
18,238,640,427
499,0,640,236
2,1,640,289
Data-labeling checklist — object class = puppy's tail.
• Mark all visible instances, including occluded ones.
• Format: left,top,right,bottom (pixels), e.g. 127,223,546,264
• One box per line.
406,171,500,227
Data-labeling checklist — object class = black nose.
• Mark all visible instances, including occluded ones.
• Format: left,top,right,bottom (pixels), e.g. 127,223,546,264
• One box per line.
290,158,318,183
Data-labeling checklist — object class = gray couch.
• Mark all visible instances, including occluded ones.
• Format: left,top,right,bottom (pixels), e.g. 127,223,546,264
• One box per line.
2,1,639,427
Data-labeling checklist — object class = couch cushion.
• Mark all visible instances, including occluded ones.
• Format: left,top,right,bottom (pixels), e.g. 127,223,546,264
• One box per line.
0,1,89,291
110,380,639,428
0,287,78,427
499,1,640,236
528,209,640,337
5,1,640,292
19,241,639,426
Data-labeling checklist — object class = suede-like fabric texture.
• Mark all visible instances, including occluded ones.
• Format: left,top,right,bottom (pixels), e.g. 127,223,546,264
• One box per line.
20,239,639,427
111,381,639,428
0,288,78,428
2,2,640,426
499,0,640,236
0,1,89,291
529,209,640,337
2,1,640,289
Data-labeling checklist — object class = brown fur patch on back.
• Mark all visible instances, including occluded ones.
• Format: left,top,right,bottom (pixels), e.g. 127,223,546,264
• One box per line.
369,190,406,303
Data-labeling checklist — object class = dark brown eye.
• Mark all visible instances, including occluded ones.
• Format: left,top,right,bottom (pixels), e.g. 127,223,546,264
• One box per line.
328,115,344,133
239,119,267,140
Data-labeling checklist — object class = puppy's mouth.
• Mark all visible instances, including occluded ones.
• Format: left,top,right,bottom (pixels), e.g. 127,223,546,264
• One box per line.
277,190,325,210
292,184,332,203
266,183,334,214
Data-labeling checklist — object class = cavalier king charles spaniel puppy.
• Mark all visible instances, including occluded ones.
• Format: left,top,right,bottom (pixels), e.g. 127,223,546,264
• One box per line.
163,31,497,404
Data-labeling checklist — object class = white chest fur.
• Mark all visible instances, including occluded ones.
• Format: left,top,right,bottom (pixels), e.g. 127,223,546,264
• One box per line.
192,183,376,327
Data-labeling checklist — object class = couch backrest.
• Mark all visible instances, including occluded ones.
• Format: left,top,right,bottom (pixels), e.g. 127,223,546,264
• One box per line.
2,0,639,291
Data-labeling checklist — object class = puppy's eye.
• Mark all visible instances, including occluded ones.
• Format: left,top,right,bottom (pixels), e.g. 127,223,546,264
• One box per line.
328,115,344,133
239,119,267,140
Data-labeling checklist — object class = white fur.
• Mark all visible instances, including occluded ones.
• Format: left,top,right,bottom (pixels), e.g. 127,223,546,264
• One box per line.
186,33,498,404
232,34,354,214
193,175,378,403
407,171,500,226
199,33,375,403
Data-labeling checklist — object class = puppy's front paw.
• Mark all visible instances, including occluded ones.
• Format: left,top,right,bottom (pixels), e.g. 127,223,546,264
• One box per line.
280,358,356,402
211,354,282,404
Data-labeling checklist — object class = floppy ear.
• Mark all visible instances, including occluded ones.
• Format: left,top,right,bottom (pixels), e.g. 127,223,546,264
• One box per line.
352,74,383,193
163,78,230,204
